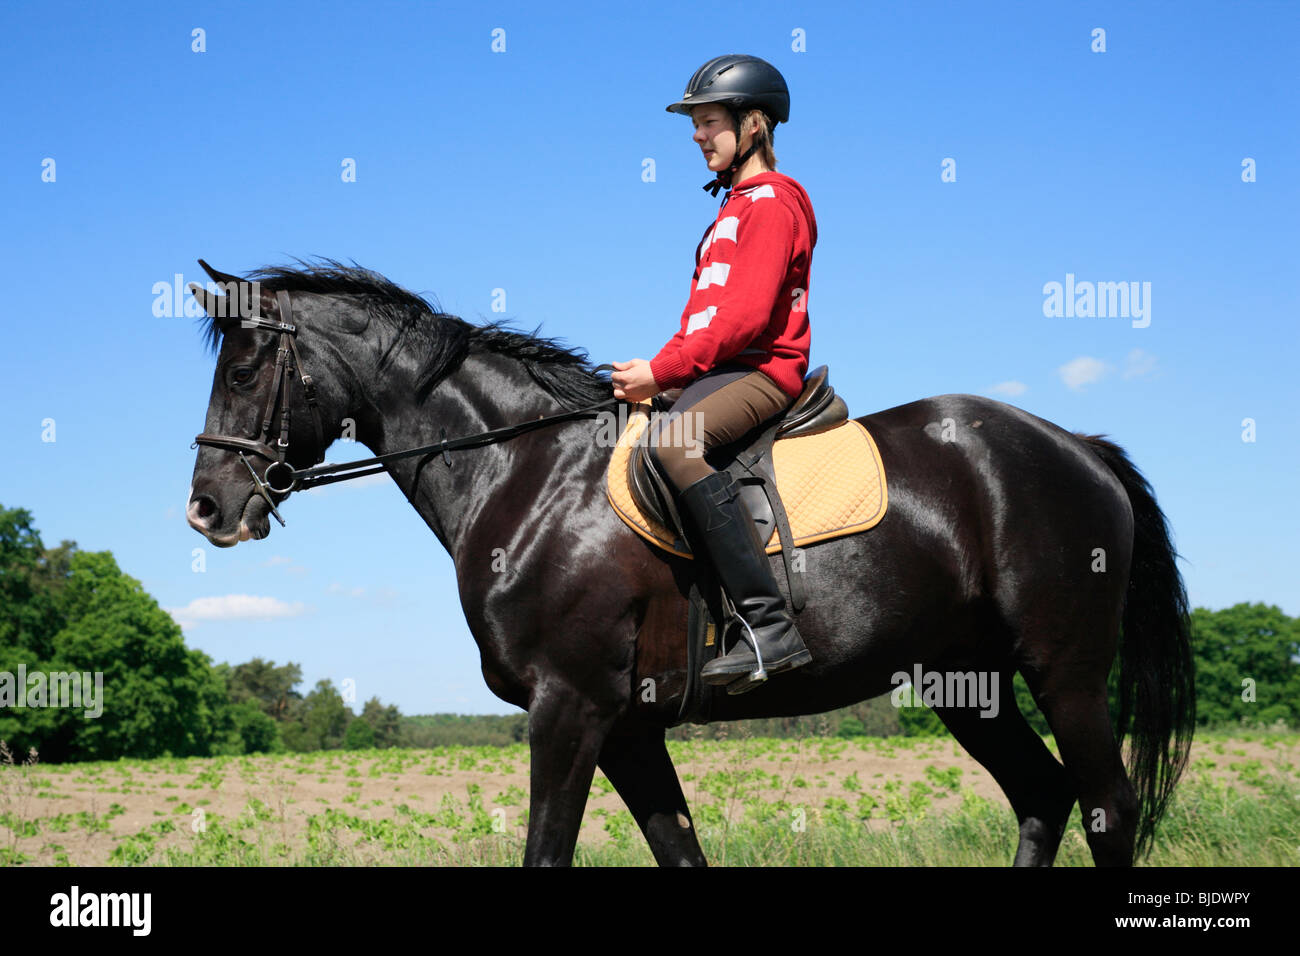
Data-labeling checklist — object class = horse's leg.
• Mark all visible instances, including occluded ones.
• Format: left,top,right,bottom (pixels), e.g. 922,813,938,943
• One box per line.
1007,588,1137,866
523,688,619,866
930,661,1078,866
597,724,707,867
1029,682,1138,866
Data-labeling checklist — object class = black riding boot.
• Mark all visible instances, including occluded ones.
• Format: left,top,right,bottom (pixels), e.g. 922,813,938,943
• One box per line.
676,470,811,694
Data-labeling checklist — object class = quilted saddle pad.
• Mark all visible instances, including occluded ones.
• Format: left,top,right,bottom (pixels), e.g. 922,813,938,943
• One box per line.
605,402,889,558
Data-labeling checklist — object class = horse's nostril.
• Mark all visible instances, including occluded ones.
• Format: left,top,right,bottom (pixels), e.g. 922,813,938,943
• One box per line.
190,495,218,523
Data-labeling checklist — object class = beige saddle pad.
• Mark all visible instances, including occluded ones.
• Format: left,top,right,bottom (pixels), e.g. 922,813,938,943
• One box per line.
605,402,889,558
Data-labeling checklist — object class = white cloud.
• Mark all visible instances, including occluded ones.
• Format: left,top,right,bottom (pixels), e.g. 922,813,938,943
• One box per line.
262,555,308,575
1058,356,1110,391
987,380,1027,397
328,582,366,598
1123,348,1158,380
327,583,401,606
166,594,308,630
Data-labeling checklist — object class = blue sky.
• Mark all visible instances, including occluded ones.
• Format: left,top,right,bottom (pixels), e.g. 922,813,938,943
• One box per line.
1,1,1296,715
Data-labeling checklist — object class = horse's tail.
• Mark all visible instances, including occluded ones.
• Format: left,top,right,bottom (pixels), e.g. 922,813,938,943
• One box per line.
1075,433,1196,860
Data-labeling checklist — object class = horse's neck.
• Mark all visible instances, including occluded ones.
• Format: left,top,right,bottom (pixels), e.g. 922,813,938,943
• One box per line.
359,352,582,555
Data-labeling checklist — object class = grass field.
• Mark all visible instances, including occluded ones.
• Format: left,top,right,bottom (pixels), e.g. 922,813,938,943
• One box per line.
1,729,1296,866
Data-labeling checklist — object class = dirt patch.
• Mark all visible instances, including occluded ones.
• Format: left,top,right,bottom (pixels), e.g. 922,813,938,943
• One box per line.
2,734,1294,865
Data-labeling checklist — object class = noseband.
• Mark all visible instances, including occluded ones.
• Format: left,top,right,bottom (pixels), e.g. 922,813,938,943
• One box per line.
193,289,620,528
193,290,324,526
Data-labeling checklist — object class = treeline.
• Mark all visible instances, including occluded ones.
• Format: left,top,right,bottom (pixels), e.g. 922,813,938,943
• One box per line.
2,504,1296,762
286,598,1300,744
218,661,530,750
676,601,1300,740
0,505,408,762
400,713,527,747
218,658,405,754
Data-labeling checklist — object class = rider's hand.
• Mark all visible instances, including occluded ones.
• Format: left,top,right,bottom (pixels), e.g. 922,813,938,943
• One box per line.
610,359,661,403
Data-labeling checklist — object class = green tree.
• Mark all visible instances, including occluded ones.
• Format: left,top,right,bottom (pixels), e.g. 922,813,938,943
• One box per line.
1191,603,1299,727
361,696,402,748
219,658,303,720
1,532,236,761
227,700,282,754
0,506,75,660
836,716,865,738
281,680,351,752
893,685,948,736
48,550,232,760
0,643,77,759
344,717,375,750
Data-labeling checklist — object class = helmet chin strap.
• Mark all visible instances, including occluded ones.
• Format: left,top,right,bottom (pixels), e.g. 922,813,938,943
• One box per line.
703,141,760,198
703,111,764,198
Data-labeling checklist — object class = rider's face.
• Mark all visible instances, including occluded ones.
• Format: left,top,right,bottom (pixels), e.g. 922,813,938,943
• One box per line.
692,104,737,171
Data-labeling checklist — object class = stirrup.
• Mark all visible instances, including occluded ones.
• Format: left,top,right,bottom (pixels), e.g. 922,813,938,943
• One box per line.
718,587,767,687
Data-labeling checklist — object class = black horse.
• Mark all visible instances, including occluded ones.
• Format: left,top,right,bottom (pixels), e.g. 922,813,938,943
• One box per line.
185,259,1195,866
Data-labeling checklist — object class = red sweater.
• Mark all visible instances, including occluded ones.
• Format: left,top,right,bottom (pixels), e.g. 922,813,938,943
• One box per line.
649,171,817,400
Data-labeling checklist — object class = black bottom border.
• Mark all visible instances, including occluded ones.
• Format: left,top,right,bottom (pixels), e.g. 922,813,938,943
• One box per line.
0,865,1285,939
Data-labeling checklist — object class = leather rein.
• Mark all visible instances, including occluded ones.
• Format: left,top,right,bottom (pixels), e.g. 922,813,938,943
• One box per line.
193,290,620,527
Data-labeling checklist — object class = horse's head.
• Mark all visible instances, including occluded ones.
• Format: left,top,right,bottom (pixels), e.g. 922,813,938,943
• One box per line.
186,260,340,547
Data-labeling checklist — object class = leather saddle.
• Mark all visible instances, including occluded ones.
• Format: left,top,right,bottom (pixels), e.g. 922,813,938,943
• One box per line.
627,364,849,615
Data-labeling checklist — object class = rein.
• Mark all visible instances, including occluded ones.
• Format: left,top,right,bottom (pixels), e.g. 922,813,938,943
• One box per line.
272,384,621,493
193,289,621,526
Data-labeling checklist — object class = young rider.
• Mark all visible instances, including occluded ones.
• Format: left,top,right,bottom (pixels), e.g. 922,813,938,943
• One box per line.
610,54,818,695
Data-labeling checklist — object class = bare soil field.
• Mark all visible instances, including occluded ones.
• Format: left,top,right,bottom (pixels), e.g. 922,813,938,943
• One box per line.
2,733,1295,866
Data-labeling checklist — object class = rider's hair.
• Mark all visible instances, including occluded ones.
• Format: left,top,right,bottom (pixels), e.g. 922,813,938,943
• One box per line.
740,108,778,171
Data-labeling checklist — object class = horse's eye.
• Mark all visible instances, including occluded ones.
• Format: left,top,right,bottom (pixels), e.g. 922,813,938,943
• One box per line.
232,367,255,386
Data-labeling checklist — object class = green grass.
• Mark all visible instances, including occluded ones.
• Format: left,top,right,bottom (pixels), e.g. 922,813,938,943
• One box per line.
64,763,1293,867
2,729,1297,866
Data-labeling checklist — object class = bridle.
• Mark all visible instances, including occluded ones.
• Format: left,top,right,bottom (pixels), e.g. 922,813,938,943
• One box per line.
193,291,324,526
193,289,620,527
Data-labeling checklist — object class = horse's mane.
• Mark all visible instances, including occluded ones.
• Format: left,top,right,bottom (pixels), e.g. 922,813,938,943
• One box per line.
200,257,615,409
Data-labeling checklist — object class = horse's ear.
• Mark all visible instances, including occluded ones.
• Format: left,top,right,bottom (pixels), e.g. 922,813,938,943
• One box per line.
193,260,262,325
198,259,243,287
188,282,229,321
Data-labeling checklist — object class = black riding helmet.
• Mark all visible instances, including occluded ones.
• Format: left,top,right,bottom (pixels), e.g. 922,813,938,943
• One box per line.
665,54,790,197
